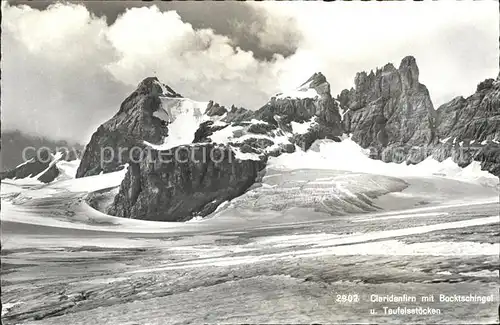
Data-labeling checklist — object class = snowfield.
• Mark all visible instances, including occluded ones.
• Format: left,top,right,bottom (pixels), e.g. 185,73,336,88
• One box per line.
146,97,209,150
290,116,318,134
269,137,499,187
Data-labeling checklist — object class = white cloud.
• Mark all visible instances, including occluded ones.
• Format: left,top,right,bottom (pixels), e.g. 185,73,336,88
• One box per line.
2,3,128,143
104,6,285,108
253,0,499,105
2,1,498,143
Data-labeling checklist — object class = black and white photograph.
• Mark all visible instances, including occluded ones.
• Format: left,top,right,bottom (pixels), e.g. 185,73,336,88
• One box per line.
1,0,499,324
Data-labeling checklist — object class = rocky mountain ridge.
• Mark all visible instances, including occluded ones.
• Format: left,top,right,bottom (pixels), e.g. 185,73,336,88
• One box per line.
337,56,500,171
339,56,436,160
75,77,176,178
75,71,347,222
4,56,498,222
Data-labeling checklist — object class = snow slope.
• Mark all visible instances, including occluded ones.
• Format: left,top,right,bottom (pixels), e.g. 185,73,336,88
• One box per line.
146,97,210,150
269,137,499,187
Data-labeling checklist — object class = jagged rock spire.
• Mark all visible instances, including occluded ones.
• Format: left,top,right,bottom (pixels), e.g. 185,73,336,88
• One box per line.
340,55,435,151
398,56,420,91
297,72,331,97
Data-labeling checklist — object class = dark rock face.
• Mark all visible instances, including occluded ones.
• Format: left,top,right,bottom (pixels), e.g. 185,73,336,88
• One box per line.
76,77,173,178
475,143,500,177
341,56,436,158
247,123,276,135
226,136,276,158
107,144,266,222
192,121,212,143
432,76,500,173
192,121,228,143
477,78,495,92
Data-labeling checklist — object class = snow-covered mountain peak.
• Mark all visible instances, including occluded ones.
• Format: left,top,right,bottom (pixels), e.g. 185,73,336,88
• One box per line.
135,76,182,98
299,72,328,90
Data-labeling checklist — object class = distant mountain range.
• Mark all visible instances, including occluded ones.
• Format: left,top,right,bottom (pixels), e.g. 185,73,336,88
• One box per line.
1,130,84,169
2,56,499,221
0,130,84,182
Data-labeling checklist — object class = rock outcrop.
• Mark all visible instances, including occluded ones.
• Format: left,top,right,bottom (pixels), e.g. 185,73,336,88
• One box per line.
107,144,266,221
76,77,178,178
192,121,226,143
435,78,500,142
204,100,227,117
224,105,255,124
475,143,500,177
432,76,500,174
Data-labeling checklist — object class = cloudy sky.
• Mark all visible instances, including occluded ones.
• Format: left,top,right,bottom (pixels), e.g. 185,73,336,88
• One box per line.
2,1,499,143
